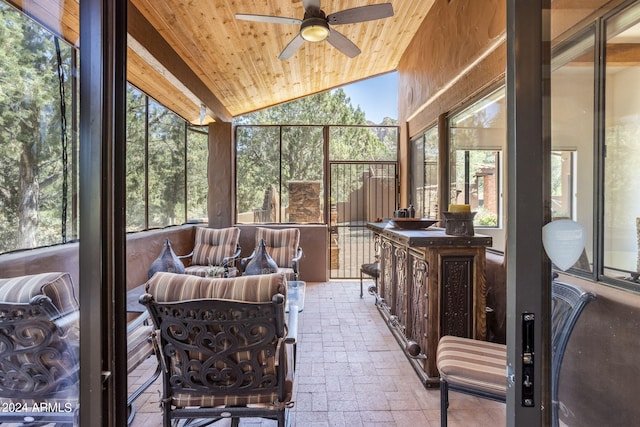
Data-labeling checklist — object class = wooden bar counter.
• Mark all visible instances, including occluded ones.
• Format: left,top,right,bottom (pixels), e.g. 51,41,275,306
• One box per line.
367,221,492,387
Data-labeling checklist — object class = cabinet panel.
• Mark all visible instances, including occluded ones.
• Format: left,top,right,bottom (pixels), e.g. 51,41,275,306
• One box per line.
379,238,394,310
408,251,430,372
393,245,408,328
440,255,474,338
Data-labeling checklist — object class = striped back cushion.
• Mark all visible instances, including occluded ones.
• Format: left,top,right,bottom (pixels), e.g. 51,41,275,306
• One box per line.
255,227,299,268
191,227,240,266
146,271,286,303
0,272,79,316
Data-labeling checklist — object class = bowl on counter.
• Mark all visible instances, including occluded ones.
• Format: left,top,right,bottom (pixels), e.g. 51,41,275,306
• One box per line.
390,218,440,230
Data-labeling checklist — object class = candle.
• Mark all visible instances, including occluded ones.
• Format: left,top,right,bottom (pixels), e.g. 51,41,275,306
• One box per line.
448,204,471,212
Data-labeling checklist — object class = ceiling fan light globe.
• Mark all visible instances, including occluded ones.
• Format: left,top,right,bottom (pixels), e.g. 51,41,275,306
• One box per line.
300,18,330,42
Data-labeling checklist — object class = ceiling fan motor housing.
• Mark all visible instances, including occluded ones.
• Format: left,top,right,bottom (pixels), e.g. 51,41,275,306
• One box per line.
300,15,330,42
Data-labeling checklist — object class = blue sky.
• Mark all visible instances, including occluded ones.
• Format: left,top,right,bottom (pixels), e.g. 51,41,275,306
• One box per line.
339,72,398,123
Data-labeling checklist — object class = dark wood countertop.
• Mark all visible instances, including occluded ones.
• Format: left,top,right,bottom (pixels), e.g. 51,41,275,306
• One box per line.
367,221,493,247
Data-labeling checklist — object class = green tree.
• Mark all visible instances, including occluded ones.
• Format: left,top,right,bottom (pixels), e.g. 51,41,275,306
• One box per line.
234,89,396,215
0,3,72,252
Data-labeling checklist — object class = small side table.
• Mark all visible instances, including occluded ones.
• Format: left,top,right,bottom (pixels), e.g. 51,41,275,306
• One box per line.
285,280,305,313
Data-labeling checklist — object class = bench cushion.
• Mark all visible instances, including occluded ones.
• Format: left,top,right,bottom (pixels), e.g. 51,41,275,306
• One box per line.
436,335,507,397
191,226,240,266
146,271,286,303
0,272,78,316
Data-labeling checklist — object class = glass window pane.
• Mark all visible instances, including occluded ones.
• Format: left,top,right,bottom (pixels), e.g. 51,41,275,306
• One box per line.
603,5,640,280
236,126,281,223
449,88,505,231
186,126,208,222
0,2,80,420
126,85,147,231
329,126,397,161
147,100,185,228
411,126,439,218
0,4,78,252
282,126,324,223
550,29,595,273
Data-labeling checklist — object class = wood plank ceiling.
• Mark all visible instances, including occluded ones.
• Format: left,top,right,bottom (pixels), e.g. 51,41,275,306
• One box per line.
129,0,434,123
8,0,434,124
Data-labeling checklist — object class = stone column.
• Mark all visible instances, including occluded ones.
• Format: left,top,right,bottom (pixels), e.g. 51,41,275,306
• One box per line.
288,181,321,223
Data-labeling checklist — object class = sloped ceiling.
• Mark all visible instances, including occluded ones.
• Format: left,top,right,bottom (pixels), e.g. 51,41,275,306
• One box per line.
8,0,434,123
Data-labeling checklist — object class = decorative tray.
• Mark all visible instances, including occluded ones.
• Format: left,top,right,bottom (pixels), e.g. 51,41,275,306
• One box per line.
390,218,439,230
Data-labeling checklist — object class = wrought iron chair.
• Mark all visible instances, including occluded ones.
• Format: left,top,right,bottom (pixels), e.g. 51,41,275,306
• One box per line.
241,227,303,280
360,260,380,298
436,278,596,427
181,226,242,277
0,295,79,425
140,271,296,427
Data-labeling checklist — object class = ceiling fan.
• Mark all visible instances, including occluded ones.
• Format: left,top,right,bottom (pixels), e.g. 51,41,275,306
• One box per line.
236,0,394,60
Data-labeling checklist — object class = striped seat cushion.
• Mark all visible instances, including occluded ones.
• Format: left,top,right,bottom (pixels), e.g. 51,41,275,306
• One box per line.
0,272,79,316
171,378,294,408
191,226,240,266
146,271,286,303
436,335,507,396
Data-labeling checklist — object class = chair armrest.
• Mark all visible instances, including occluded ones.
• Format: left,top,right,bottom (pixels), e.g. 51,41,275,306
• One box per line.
292,247,303,275
55,309,80,330
127,310,151,333
221,244,242,268
240,249,256,270
177,251,193,267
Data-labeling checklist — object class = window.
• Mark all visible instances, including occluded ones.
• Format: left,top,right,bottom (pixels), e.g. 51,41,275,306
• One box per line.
0,2,78,253
549,1,640,286
235,124,397,224
186,125,209,221
125,86,207,231
550,28,595,273
602,3,640,282
235,125,325,223
410,126,439,218
449,88,505,246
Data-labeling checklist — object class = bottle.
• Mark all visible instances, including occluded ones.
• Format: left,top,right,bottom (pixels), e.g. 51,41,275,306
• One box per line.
408,204,415,218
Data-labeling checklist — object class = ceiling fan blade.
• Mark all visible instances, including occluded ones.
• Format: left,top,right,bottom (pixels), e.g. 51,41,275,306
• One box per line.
327,3,394,25
279,34,306,60
235,14,301,25
302,0,321,12
326,29,361,58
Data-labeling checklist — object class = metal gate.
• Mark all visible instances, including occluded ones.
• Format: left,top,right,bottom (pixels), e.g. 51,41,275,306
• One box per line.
329,161,397,279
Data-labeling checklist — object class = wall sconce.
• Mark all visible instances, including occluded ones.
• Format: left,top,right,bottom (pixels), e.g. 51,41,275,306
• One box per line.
542,219,586,271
